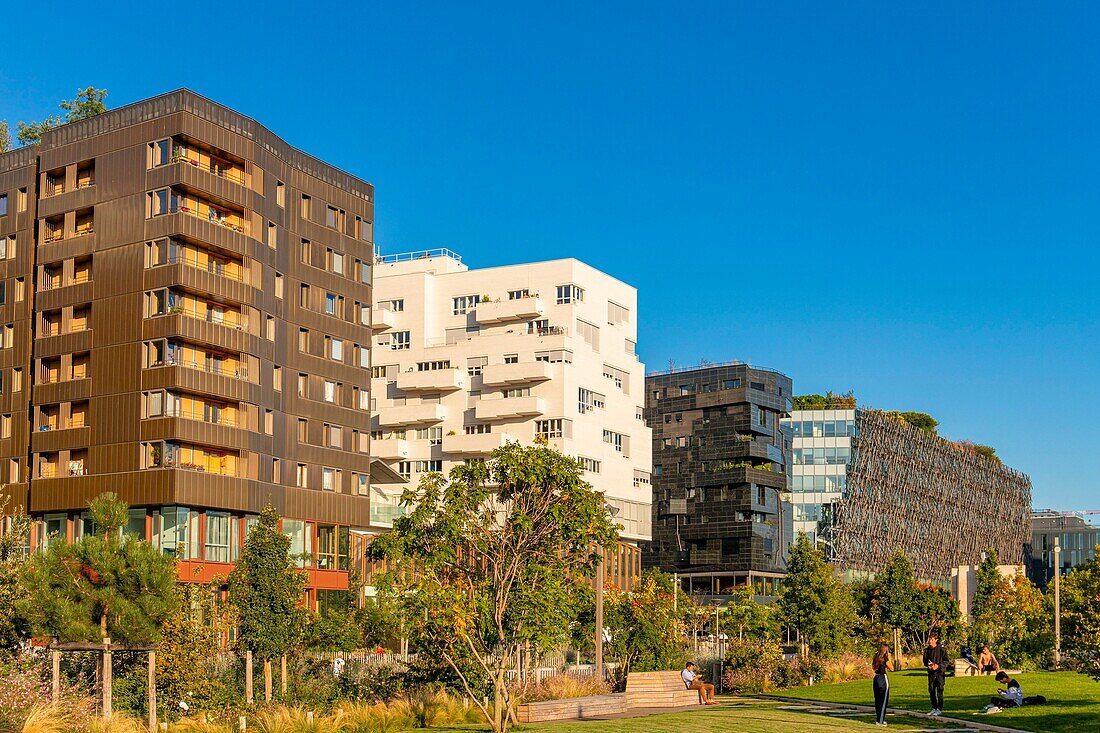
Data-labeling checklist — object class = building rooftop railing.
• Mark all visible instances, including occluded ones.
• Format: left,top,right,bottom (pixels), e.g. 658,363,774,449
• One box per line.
379,248,462,265
646,358,789,379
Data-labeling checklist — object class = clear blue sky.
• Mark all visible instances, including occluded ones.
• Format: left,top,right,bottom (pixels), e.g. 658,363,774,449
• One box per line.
2,2,1096,510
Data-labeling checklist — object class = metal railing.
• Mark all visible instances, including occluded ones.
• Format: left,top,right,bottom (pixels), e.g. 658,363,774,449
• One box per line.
150,356,246,379
150,253,245,282
170,150,246,184
379,248,462,265
169,204,247,233
41,271,92,290
40,179,95,198
160,406,238,427
150,304,246,331
647,358,791,378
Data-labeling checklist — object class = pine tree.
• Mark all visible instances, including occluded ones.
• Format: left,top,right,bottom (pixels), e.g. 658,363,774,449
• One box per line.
228,503,306,661
19,493,178,643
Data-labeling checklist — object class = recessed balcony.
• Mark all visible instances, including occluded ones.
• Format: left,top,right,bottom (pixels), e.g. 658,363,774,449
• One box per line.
395,369,465,393
475,297,545,325
376,403,447,427
474,396,546,421
480,361,554,387
442,431,516,455
372,438,410,460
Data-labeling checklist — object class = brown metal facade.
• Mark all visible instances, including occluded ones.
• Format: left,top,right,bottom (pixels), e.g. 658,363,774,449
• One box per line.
0,90,375,594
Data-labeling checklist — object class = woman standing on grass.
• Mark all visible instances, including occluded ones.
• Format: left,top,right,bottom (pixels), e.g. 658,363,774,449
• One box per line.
872,643,894,726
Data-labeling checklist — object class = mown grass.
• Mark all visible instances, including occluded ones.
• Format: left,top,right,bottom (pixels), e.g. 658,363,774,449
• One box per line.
778,669,1100,733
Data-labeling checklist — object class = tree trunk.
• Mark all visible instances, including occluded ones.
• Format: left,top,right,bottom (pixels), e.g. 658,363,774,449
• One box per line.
148,651,157,732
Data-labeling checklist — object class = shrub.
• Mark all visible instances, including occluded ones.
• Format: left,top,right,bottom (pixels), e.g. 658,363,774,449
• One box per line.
721,639,784,693
397,688,474,728
335,658,407,702
335,700,413,733
822,651,873,683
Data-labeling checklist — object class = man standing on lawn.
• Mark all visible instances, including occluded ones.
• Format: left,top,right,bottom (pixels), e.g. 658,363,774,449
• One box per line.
923,631,949,716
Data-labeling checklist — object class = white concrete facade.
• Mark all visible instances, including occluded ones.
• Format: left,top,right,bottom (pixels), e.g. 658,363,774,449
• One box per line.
368,250,652,542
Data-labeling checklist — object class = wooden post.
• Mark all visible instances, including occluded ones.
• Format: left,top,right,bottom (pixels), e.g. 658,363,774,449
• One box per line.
893,628,902,668
238,716,247,732
263,660,272,702
102,637,113,720
148,651,157,732
245,650,254,705
52,648,61,701
280,655,287,696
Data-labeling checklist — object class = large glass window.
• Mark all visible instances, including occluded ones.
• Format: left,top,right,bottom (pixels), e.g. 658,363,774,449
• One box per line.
206,512,230,562
284,519,311,567
158,506,191,557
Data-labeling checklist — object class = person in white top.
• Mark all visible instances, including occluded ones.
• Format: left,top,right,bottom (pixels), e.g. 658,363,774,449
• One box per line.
681,662,717,705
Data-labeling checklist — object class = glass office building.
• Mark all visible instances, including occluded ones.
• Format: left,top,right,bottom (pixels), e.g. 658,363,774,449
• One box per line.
783,409,856,549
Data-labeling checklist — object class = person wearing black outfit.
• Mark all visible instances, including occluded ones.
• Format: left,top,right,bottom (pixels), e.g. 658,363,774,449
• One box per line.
871,644,894,726
922,632,949,716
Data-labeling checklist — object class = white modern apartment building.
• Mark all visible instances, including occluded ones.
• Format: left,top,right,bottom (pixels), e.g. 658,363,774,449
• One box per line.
367,249,653,544
782,409,857,547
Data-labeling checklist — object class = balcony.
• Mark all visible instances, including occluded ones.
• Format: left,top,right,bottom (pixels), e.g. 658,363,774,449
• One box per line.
442,431,516,455
376,403,447,427
474,396,546,421
150,303,246,332
480,361,553,387
474,297,545,325
371,306,398,332
170,149,245,185
372,438,410,460
395,369,465,393
152,354,246,380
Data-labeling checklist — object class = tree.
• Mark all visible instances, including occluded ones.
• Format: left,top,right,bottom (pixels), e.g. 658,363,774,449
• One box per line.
369,442,619,733
885,411,938,434
778,534,856,656
909,583,961,650
16,87,108,146
721,585,780,640
227,503,306,661
791,391,856,410
970,550,1001,628
973,573,1049,669
19,493,178,643
1061,553,1100,679
0,494,31,649
157,582,228,717
604,570,687,675
0,122,11,154
873,550,918,636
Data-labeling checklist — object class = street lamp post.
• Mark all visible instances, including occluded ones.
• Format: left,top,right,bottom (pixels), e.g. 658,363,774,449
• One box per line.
1053,536,1062,668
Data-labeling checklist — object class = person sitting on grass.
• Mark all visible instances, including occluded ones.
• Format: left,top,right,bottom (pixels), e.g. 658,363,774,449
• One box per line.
984,671,1023,712
681,661,718,705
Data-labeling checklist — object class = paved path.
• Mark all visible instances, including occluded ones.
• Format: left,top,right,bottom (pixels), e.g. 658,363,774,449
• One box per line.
763,694,1034,733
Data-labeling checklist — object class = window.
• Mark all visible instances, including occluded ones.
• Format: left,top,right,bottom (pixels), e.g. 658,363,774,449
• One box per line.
265,410,274,435
535,349,572,363
467,356,487,376
323,379,337,403
556,284,584,304
508,289,529,300
578,388,605,413
326,206,339,228
388,299,405,312
296,463,308,488
503,387,530,398
298,418,309,442
324,292,337,315
300,283,310,308
273,366,282,391
0,194,7,217
723,378,741,390
607,301,630,325
0,235,12,259
603,364,628,393
300,194,311,220
603,429,625,453
452,295,479,315
326,424,342,448
391,331,411,350
464,423,492,435
576,319,600,351
578,456,601,473
329,250,345,275
267,221,277,248
298,373,308,397
536,419,563,439
300,239,312,264
266,316,275,341
298,328,309,352
275,273,284,299
503,354,518,364
329,338,344,362
205,513,230,563
417,360,451,371
276,180,285,207
416,426,442,445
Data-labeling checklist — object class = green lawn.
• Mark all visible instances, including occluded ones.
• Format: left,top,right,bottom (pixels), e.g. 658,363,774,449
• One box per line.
778,669,1100,733
430,699,951,731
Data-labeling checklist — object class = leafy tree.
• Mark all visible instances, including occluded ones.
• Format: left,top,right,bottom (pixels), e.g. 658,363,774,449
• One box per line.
909,583,961,650
778,534,856,656
304,609,362,651
369,442,619,733
1061,552,1100,679
157,582,228,717
970,550,1001,629
16,87,108,145
604,569,687,675
19,493,178,643
0,122,11,154
0,494,31,649
885,410,939,434
721,585,780,640
973,573,1050,669
873,550,918,635
791,391,856,410
228,503,306,662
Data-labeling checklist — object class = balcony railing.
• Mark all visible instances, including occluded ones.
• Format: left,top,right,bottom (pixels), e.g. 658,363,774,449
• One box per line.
150,356,246,379
41,271,92,290
41,179,95,198
150,253,244,282
379,248,462,265
151,459,236,476
150,305,245,331
170,204,247,233
171,150,245,185
160,406,238,427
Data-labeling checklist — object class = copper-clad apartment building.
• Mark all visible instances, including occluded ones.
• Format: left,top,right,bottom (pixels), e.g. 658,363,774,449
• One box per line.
0,90,379,603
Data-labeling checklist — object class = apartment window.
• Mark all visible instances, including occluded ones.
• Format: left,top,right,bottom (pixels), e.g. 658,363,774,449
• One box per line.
298,373,308,397
359,260,370,283
535,349,572,363
467,356,487,376
370,365,392,379
12,368,21,392
323,379,337,403
0,235,12,260
416,426,443,445
358,344,369,368
417,360,451,371
298,328,309,352
296,463,308,488
326,206,338,228
323,292,337,315
273,366,282,391
299,283,310,308
0,194,7,217
17,188,27,212
275,274,284,299
265,410,274,435
329,338,344,362
391,331,411,350
578,456,601,474
464,423,492,435
603,365,629,394
607,301,630,326
206,512,230,563
357,388,370,410
578,388,605,413
326,424,342,448
556,284,584,304
355,216,370,241
329,250,345,275
536,419,563,439
576,320,600,351
723,378,741,390
300,239,311,264
266,315,275,341
322,467,339,493
276,181,285,207
503,387,530,398
267,222,277,248
603,429,625,453
452,295,479,315
388,299,405,312
1,415,10,439
300,195,311,220
503,354,518,364
508,289,529,300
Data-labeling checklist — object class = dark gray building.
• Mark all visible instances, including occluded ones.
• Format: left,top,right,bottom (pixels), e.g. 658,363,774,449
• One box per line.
643,362,792,598
1027,511,1100,589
